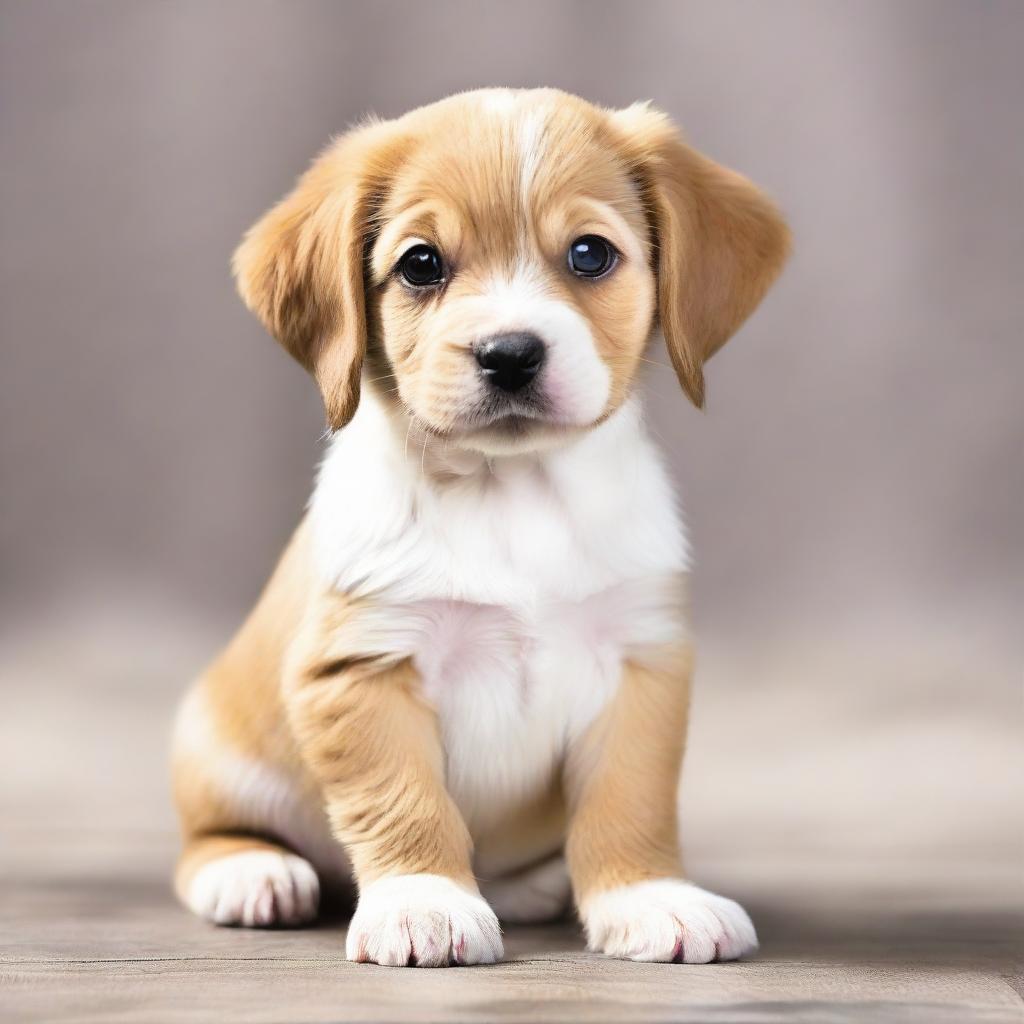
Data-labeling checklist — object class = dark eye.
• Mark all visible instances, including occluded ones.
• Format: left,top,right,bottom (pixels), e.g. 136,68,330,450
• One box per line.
399,243,445,287
567,235,616,278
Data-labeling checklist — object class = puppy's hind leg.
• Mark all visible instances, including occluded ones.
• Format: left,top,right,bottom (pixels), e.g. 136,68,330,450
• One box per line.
176,834,320,929
171,680,330,929
481,855,572,924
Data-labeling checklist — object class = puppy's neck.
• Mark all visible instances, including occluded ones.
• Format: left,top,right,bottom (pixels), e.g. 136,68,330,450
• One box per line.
309,386,689,602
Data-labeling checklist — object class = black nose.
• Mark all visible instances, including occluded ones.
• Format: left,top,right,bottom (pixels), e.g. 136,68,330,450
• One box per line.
474,333,546,392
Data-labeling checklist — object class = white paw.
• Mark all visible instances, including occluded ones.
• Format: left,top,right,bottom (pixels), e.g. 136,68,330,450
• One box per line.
347,874,503,967
582,879,758,963
187,850,320,928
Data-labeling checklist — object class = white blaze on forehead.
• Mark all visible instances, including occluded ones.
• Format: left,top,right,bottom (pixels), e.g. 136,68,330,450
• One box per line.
517,106,549,207
476,91,551,213
481,267,611,424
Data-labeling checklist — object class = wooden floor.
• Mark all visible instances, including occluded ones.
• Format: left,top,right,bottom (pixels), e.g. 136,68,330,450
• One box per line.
3,840,1021,1023
1,610,1021,1022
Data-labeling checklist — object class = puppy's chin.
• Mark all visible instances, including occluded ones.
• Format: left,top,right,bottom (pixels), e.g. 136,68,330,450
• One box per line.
456,417,585,457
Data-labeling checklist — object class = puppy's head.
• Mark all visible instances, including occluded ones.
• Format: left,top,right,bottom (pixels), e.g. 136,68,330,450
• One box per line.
234,89,789,453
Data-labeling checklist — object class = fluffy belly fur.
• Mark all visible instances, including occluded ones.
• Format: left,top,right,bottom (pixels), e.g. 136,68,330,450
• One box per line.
408,580,687,846
419,598,623,837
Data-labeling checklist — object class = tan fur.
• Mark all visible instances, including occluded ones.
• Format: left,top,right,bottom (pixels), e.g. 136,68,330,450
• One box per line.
172,524,475,889
282,598,475,887
173,88,790,945
233,120,412,429
172,524,314,825
565,648,693,906
609,103,791,407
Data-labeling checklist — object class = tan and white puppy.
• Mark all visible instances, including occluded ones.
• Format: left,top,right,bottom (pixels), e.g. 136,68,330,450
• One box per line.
172,88,789,967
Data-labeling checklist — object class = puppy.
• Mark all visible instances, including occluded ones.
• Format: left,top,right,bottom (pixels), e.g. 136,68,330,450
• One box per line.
172,88,789,966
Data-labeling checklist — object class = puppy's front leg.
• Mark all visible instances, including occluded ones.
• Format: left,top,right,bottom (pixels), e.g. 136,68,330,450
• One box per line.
565,649,758,963
285,601,502,966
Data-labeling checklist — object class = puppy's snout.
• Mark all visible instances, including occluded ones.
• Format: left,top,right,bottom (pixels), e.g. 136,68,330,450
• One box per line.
474,333,546,393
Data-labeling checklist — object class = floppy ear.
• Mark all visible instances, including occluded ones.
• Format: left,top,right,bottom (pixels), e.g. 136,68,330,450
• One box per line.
609,104,791,407
233,121,401,430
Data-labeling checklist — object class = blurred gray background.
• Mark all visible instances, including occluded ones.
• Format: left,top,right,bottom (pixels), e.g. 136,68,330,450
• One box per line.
1,1,1021,895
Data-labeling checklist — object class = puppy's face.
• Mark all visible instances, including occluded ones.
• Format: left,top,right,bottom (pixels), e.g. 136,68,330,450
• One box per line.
234,89,789,453
366,95,655,453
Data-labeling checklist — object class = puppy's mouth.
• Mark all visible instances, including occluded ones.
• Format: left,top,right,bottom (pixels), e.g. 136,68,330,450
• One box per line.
443,391,591,455
472,413,542,439
402,382,589,455
460,391,555,435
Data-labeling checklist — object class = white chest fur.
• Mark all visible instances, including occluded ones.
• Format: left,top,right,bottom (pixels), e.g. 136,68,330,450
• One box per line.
309,394,690,833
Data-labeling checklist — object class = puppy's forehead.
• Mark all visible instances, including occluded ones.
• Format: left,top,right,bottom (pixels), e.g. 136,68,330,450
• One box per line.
384,89,638,234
